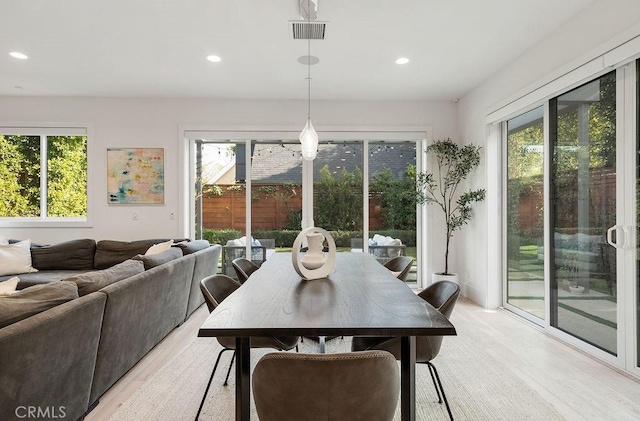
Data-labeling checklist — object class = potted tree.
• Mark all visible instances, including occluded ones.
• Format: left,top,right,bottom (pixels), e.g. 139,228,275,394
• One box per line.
416,138,486,283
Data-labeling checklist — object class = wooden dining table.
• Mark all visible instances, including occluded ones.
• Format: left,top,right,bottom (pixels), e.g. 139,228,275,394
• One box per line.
198,252,456,421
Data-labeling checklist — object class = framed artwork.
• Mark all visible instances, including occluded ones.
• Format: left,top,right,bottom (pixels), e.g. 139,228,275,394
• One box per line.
107,148,164,204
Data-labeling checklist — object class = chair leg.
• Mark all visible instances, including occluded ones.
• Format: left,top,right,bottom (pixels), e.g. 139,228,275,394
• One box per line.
223,352,236,386
427,361,453,421
196,347,233,421
427,362,443,403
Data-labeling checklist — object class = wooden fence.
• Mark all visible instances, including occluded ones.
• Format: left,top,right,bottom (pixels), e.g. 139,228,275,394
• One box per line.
513,167,616,236
202,184,384,230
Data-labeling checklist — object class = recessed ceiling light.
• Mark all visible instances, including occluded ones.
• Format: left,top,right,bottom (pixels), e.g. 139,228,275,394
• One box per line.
9,52,28,60
395,57,409,65
206,55,221,63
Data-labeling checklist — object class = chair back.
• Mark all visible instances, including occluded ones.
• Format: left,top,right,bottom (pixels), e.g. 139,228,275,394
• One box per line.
351,280,460,363
231,258,259,284
383,256,414,281
200,274,241,313
252,351,399,421
418,280,460,319
414,281,460,360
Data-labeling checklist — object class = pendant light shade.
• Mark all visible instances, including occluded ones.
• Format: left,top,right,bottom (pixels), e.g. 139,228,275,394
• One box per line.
300,116,318,160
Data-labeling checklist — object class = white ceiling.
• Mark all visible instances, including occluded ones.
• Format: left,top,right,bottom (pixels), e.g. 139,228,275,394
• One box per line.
1,0,595,101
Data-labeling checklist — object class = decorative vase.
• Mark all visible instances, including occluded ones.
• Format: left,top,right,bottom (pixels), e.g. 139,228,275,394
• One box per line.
300,232,326,270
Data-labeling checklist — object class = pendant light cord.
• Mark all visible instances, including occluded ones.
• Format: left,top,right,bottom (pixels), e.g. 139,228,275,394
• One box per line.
307,0,311,120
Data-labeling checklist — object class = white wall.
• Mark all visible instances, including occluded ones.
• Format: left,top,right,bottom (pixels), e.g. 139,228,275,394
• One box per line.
457,0,640,307
0,98,458,250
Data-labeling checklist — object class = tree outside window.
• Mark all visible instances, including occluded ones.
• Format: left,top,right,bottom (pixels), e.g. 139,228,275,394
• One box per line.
0,134,87,219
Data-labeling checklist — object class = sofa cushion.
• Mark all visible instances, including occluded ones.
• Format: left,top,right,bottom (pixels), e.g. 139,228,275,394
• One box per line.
133,247,183,270
94,239,179,269
0,270,98,290
64,259,145,296
0,277,19,296
0,281,79,328
30,238,97,270
0,240,38,276
173,240,210,255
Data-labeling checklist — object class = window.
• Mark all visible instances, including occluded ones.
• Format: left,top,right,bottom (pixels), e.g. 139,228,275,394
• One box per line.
0,128,88,222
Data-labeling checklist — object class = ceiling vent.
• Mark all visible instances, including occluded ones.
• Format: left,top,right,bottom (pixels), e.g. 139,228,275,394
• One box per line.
290,21,326,40
291,0,325,40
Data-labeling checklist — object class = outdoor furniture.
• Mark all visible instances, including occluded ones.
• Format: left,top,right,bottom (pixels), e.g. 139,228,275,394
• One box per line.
351,280,461,421
221,237,274,279
198,252,456,421
252,351,400,421
351,238,407,265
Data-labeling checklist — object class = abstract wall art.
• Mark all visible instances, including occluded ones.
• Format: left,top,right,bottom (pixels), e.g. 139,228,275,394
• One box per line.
107,148,164,204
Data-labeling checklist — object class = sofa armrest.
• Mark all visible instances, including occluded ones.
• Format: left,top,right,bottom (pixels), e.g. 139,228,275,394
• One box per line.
0,293,106,421
185,244,221,320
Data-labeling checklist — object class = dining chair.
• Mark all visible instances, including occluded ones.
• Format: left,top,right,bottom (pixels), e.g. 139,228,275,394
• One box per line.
351,280,460,421
383,256,414,281
195,274,300,420
252,350,400,421
231,257,259,284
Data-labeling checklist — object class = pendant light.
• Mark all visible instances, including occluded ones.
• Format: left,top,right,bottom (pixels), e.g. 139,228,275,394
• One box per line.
299,0,318,160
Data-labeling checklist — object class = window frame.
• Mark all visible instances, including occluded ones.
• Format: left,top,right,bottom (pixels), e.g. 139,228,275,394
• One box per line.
0,124,92,228
180,127,430,287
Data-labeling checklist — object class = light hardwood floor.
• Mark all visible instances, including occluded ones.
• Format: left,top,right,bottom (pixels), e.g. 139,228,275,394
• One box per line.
85,297,640,421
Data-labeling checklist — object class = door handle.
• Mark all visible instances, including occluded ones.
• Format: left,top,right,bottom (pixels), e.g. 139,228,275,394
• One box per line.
607,225,632,249
607,225,624,248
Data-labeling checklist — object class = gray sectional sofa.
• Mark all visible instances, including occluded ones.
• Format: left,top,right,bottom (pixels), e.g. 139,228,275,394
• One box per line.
0,238,221,421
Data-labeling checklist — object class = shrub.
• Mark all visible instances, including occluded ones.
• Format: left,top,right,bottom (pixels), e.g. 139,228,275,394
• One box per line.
202,229,241,245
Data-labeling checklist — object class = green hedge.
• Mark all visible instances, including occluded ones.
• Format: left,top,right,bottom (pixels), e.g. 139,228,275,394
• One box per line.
201,229,241,245
202,228,416,247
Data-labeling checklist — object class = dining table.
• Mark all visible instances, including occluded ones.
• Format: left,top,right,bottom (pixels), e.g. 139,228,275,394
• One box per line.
198,252,456,421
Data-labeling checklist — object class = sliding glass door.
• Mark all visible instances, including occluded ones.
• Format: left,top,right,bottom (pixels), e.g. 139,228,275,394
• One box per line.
549,71,618,354
502,62,640,374
505,106,545,320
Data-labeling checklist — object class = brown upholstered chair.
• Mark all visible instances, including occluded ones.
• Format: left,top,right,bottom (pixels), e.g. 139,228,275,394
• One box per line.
383,256,414,281
231,257,259,284
351,280,460,421
196,275,300,420
252,351,400,421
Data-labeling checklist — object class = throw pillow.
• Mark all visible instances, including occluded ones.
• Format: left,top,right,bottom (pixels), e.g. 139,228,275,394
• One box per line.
0,281,79,329
64,259,145,296
145,239,174,255
0,277,19,296
132,247,182,270
0,240,38,276
173,239,210,255
387,238,403,257
372,234,387,246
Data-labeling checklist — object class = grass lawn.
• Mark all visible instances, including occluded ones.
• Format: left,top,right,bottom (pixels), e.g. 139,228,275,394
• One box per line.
276,247,417,260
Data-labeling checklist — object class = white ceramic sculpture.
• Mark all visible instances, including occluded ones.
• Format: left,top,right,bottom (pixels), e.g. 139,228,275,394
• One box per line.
292,227,336,280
